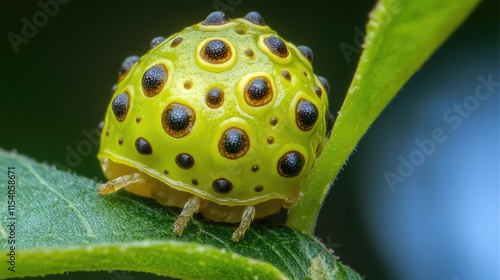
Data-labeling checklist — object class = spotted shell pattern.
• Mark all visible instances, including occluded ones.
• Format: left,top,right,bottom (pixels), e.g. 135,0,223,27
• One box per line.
98,12,334,232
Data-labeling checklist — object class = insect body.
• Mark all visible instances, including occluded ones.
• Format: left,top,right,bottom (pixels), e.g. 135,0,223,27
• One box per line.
97,11,334,241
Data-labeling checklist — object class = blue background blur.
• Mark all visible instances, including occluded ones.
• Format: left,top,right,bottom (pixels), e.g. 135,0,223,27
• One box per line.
1,0,498,279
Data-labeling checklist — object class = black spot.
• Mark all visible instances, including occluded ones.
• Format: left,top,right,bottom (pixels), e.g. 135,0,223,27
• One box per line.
119,56,139,80
150,36,165,49
244,11,265,26
136,116,142,123
162,103,195,138
325,111,335,139
281,70,291,81
244,49,254,58
111,92,129,121
118,137,123,145
317,76,330,93
202,11,229,25
297,45,313,63
176,153,194,169
202,39,231,63
192,178,199,185
170,37,183,47
270,117,278,126
206,87,224,108
135,138,153,155
184,81,193,89
212,179,233,194
267,136,274,144
278,151,305,178
222,130,245,153
296,99,318,131
252,165,259,172
254,185,264,192
142,64,167,97
219,128,249,159
264,36,289,58
313,85,322,98
244,77,273,106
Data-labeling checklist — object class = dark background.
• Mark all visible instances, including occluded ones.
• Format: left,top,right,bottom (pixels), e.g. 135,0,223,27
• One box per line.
1,0,498,279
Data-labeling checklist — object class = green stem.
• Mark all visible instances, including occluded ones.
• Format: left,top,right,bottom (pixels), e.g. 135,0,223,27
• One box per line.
286,0,481,234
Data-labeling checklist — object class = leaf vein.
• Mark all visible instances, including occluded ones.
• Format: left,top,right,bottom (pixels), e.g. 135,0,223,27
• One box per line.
266,228,307,277
26,164,96,237
251,228,299,279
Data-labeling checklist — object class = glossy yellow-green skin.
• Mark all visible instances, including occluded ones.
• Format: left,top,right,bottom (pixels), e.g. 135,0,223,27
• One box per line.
98,17,329,206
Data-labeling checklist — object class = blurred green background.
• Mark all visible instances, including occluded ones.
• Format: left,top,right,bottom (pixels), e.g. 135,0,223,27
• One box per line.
1,0,498,279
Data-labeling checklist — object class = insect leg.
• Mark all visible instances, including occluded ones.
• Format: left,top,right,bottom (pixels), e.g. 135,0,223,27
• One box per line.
97,173,146,195
231,205,255,242
174,196,202,236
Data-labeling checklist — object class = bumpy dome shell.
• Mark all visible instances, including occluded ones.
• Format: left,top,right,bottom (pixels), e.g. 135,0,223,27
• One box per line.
98,12,330,206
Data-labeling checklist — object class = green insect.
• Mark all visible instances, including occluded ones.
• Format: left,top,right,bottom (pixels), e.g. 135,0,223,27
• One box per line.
97,11,334,241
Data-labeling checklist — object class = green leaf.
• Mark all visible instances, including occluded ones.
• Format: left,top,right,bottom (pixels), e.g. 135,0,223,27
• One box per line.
287,0,481,234
0,149,360,280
